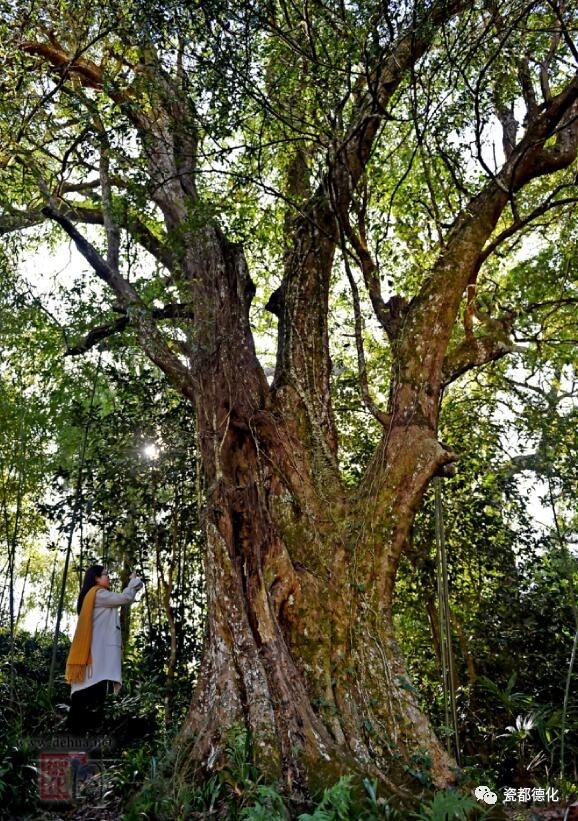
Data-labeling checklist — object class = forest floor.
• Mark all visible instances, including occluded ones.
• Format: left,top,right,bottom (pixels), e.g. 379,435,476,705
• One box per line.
34,807,121,821
501,801,578,820
15,795,578,820
26,797,578,821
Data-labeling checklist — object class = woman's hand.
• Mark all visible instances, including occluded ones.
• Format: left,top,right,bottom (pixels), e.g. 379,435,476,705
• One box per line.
129,571,141,582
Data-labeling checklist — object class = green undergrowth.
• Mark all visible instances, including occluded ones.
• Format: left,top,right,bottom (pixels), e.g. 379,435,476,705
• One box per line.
122,728,494,820
125,765,495,820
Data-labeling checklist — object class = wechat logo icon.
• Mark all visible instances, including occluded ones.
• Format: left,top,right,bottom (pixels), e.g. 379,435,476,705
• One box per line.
475,785,498,805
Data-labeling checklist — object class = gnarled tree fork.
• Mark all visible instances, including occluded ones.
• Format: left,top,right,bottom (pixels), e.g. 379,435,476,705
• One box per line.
1,0,578,799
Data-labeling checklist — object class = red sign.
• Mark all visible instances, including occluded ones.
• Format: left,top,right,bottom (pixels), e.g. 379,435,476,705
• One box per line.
39,752,87,800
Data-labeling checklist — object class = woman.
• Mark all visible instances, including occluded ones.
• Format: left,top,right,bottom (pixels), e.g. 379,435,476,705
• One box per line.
65,565,143,732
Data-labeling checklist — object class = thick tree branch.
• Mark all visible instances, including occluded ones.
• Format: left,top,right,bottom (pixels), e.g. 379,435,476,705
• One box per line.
495,101,517,161
137,42,198,201
0,203,103,235
41,205,139,302
358,71,578,535
508,92,578,191
397,76,578,413
500,452,544,479
65,302,195,356
442,325,522,386
59,178,100,194
20,37,197,232
518,56,539,121
41,206,195,401
0,199,177,273
65,316,129,355
20,41,131,106
96,126,121,272
478,192,578,269
270,1,472,458
329,0,473,208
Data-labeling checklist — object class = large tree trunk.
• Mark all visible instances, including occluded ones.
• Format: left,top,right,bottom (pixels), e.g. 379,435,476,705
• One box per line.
180,434,456,795
172,224,456,797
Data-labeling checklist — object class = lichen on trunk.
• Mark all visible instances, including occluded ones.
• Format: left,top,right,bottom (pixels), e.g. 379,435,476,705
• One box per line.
176,369,457,796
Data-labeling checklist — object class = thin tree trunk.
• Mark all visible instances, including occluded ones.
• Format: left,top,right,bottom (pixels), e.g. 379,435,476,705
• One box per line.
160,509,179,725
43,552,58,634
48,364,99,695
15,555,31,628
0,399,27,705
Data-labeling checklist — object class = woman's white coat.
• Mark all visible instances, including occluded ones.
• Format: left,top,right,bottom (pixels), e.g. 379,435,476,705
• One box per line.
71,577,143,695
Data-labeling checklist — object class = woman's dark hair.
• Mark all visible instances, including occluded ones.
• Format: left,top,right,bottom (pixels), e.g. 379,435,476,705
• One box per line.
77,565,104,614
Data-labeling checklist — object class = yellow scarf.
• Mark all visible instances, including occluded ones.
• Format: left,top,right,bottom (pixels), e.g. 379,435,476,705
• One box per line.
65,585,99,684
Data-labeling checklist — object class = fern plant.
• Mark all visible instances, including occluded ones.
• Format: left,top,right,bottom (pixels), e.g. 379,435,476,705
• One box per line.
298,775,354,820
412,790,481,821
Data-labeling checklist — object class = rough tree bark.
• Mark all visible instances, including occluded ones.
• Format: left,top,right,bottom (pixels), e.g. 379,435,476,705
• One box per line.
7,0,578,802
